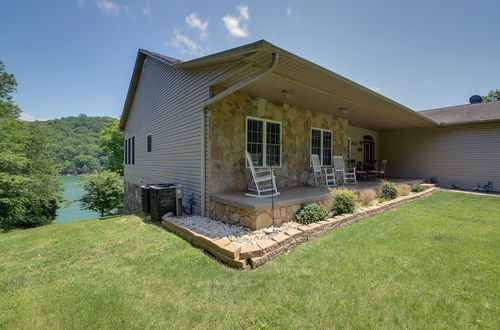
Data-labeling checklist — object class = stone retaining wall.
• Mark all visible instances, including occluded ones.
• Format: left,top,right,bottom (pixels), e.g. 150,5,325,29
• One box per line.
161,187,439,269
209,198,331,230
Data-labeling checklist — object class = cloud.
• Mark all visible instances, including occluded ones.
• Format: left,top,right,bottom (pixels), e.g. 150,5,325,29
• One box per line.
20,112,48,122
142,2,150,15
169,30,204,56
286,6,292,16
77,0,86,6
185,12,208,39
123,6,137,20
222,5,250,38
369,86,382,93
95,0,120,15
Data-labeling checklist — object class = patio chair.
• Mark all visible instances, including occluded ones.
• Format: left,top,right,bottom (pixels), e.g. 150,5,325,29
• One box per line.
371,160,387,180
333,155,357,184
311,154,336,187
245,151,280,198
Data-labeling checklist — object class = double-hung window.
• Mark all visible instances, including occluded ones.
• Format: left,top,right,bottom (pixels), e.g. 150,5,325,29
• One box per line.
246,117,282,167
311,128,332,166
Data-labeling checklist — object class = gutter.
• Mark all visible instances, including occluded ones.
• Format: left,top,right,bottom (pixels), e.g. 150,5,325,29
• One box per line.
202,52,280,107
436,118,500,127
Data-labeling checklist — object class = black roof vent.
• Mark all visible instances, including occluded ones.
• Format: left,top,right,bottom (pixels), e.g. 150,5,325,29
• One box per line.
469,95,483,104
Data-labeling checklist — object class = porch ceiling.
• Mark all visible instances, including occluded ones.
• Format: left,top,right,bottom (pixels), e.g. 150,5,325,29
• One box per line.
206,44,437,131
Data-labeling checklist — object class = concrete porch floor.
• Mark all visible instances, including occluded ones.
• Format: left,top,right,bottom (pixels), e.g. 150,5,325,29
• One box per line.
211,177,425,212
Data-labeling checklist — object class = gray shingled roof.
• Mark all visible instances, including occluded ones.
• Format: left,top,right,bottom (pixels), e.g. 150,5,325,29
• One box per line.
419,100,500,124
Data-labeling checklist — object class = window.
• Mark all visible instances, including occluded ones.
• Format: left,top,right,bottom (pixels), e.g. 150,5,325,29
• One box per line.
147,134,152,152
124,139,128,164
131,136,135,165
127,138,131,164
246,117,282,167
311,128,333,166
124,136,135,165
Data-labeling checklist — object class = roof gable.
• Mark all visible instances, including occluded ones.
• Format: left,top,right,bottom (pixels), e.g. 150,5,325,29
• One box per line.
120,41,441,131
119,50,180,130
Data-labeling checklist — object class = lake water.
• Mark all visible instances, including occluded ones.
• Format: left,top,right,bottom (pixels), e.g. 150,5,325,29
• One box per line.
55,176,101,223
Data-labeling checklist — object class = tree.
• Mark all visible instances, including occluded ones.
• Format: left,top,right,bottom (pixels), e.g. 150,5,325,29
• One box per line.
99,119,124,175
0,61,17,101
79,171,124,217
33,115,115,175
0,61,63,229
0,61,20,118
482,89,500,102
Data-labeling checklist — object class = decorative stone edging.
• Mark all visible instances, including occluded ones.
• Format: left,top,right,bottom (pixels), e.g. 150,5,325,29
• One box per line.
161,186,439,269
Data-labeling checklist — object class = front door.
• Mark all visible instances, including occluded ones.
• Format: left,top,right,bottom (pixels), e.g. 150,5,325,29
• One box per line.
363,140,375,169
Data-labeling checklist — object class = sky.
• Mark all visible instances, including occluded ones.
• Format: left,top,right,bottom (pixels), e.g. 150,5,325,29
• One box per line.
1,0,499,121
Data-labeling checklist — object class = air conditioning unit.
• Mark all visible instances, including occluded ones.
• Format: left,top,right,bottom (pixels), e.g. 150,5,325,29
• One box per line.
149,184,183,222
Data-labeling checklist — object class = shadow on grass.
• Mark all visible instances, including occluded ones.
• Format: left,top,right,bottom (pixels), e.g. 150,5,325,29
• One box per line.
133,212,166,229
98,213,126,221
139,212,244,271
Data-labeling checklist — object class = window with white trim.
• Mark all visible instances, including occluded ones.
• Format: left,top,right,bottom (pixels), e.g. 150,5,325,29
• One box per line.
311,128,332,166
246,117,282,167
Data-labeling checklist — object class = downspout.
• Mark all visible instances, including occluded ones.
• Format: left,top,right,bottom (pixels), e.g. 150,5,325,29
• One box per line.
200,52,280,217
202,52,280,107
200,105,206,216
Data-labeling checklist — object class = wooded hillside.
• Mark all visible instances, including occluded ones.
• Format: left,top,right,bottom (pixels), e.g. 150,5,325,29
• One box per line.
33,115,117,175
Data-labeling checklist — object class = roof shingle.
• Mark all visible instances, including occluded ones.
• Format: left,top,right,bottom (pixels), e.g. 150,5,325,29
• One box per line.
419,100,500,124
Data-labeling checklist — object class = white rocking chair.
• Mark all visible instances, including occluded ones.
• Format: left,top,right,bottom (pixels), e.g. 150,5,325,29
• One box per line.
245,152,280,198
371,160,387,180
311,154,336,187
333,155,357,184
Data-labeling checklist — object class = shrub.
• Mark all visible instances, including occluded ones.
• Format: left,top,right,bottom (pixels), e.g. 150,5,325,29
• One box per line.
411,184,425,192
358,189,377,206
295,203,329,224
379,181,398,200
79,170,124,217
331,189,357,215
397,184,411,196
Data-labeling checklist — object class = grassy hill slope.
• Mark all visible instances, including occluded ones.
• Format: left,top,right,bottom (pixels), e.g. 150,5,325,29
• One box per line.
0,191,498,329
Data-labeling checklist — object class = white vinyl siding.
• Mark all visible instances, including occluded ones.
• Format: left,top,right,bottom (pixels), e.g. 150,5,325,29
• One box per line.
311,128,332,166
380,122,500,190
124,56,238,215
246,117,282,167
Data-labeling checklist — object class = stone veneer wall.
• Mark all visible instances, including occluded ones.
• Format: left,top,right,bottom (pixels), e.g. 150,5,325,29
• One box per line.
209,91,349,194
211,198,331,230
124,181,141,214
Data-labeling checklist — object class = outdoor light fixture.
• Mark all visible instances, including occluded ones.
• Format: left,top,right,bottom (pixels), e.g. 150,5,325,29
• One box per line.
282,89,293,100
339,107,348,115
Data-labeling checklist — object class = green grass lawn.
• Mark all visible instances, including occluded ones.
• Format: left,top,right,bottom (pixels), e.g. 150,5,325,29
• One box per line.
1,191,498,329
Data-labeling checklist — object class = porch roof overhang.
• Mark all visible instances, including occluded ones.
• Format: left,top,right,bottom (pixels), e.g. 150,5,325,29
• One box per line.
176,40,438,131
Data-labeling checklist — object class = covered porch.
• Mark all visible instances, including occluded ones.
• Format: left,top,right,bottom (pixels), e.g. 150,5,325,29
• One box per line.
210,177,424,230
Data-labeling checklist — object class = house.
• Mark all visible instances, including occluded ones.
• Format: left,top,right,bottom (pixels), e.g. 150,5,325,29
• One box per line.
380,100,500,190
120,40,500,228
